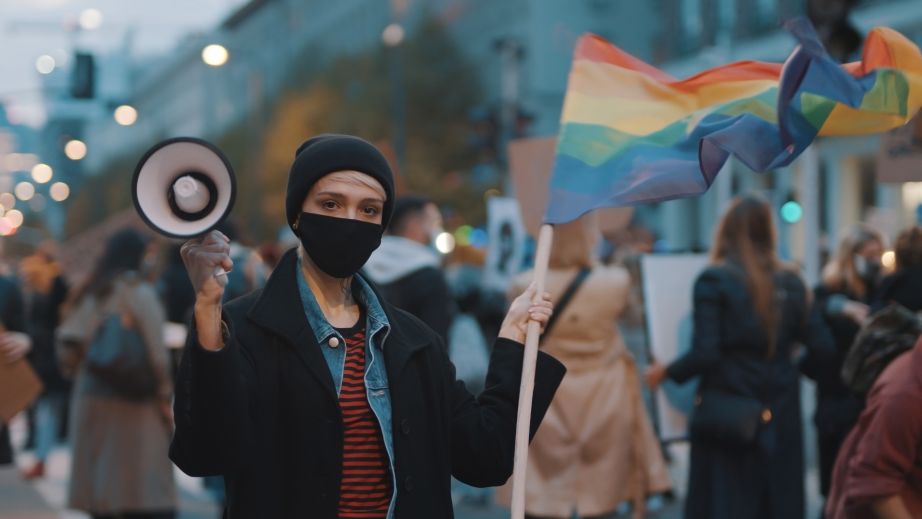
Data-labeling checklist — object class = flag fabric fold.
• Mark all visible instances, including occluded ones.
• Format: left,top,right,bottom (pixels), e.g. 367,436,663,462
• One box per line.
545,17,922,224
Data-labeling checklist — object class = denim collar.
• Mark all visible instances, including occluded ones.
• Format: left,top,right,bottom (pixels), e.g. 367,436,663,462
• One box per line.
295,256,390,349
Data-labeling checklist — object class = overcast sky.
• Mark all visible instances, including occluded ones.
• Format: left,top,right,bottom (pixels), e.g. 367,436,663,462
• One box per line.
0,0,248,127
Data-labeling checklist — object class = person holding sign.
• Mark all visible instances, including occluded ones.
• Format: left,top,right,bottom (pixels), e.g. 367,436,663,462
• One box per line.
0,273,32,466
170,134,566,518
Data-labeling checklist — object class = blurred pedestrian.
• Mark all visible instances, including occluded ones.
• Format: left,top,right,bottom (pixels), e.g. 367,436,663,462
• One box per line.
0,270,30,466
498,213,671,519
645,195,832,519
800,225,883,502
215,218,267,304
158,244,196,325
18,245,70,480
873,225,922,312
57,229,176,519
169,134,565,518
364,195,456,343
825,336,922,518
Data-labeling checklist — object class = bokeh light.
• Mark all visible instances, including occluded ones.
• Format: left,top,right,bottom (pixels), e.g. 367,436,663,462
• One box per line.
64,139,87,160
435,232,456,254
882,250,896,270
79,8,103,31
469,228,489,248
780,200,803,224
453,225,474,246
50,182,71,202
14,182,35,201
35,55,56,74
202,44,229,66
114,105,138,126
382,23,405,46
31,163,53,183
6,209,24,228
0,193,15,210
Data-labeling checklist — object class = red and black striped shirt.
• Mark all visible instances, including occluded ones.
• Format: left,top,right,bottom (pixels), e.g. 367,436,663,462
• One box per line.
336,323,392,518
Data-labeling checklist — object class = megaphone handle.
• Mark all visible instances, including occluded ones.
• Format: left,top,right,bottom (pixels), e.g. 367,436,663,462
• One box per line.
214,267,230,287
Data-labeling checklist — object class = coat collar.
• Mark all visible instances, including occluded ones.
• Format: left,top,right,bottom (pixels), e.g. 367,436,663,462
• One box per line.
247,248,433,400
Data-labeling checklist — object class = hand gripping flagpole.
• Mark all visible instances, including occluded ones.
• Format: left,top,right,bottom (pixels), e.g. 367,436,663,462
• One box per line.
511,224,554,519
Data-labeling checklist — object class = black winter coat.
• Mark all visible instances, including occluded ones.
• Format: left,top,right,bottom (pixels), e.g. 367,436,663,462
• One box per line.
801,284,866,496
170,250,566,518
373,266,455,344
666,265,833,519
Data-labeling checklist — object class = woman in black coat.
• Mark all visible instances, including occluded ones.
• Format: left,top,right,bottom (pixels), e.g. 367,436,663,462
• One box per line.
170,135,566,518
646,195,832,519
801,225,883,503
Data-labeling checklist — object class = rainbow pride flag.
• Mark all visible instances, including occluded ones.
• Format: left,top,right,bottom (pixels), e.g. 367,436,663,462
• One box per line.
546,17,922,224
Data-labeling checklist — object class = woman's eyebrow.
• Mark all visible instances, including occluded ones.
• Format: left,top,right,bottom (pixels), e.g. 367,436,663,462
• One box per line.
314,191,346,199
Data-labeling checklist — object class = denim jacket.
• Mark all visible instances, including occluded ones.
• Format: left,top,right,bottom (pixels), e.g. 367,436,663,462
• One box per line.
295,262,396,517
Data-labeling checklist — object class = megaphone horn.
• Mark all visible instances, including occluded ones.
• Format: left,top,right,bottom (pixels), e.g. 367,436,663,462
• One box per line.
132,137,236,240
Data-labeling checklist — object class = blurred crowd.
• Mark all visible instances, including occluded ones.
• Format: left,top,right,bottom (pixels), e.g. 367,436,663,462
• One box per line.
1,193,921,519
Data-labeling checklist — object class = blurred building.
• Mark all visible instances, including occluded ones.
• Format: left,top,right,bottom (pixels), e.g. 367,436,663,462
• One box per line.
40,0,922,276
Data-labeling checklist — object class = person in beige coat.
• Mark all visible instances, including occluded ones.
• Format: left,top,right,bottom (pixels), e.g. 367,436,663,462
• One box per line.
498,214,671,519
57,230,176,519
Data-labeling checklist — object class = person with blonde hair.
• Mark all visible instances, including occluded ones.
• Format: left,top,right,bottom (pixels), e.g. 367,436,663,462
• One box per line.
801,224,883,505
498,212,671,519
646,194,832,519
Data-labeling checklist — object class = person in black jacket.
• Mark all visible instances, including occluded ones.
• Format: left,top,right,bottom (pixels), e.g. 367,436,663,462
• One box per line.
645,195,832,519
19,246,70,480
364,196,455,343
170,134,566,518
800,224,883,504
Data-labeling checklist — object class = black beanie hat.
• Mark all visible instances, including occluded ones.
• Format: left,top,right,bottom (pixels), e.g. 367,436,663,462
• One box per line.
285,134,395,230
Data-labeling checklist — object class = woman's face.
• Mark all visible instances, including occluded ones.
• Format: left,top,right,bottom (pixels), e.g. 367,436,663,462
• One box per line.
301,171,386,225
857,240,883,263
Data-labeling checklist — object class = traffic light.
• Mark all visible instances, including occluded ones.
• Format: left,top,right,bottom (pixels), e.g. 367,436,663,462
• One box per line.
807,0,862,62
71,52,95,99
780,198,803,224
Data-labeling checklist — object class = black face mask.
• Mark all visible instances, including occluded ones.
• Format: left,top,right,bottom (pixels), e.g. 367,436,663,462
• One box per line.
296,212,382,278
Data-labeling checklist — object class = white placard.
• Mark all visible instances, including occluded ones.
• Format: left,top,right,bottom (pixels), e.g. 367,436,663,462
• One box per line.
482,197,528,293
641,253,709,442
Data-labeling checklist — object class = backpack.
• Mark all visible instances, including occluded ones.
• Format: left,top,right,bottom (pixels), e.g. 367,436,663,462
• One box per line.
841,304,922,396
84,284,158,400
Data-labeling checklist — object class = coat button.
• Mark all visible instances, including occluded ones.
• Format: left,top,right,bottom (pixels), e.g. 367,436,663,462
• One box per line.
404,476,414,492
400,419,411,435
328,337,340,348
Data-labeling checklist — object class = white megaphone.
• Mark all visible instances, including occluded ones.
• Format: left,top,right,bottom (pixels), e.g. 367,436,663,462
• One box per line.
132,137,236,281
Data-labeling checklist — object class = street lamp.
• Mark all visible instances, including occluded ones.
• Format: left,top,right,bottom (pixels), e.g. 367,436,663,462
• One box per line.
114,104,138,126
202,44,229,67
382,23,406,170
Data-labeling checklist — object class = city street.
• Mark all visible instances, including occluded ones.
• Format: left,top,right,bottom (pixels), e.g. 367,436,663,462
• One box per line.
1,413,686,519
